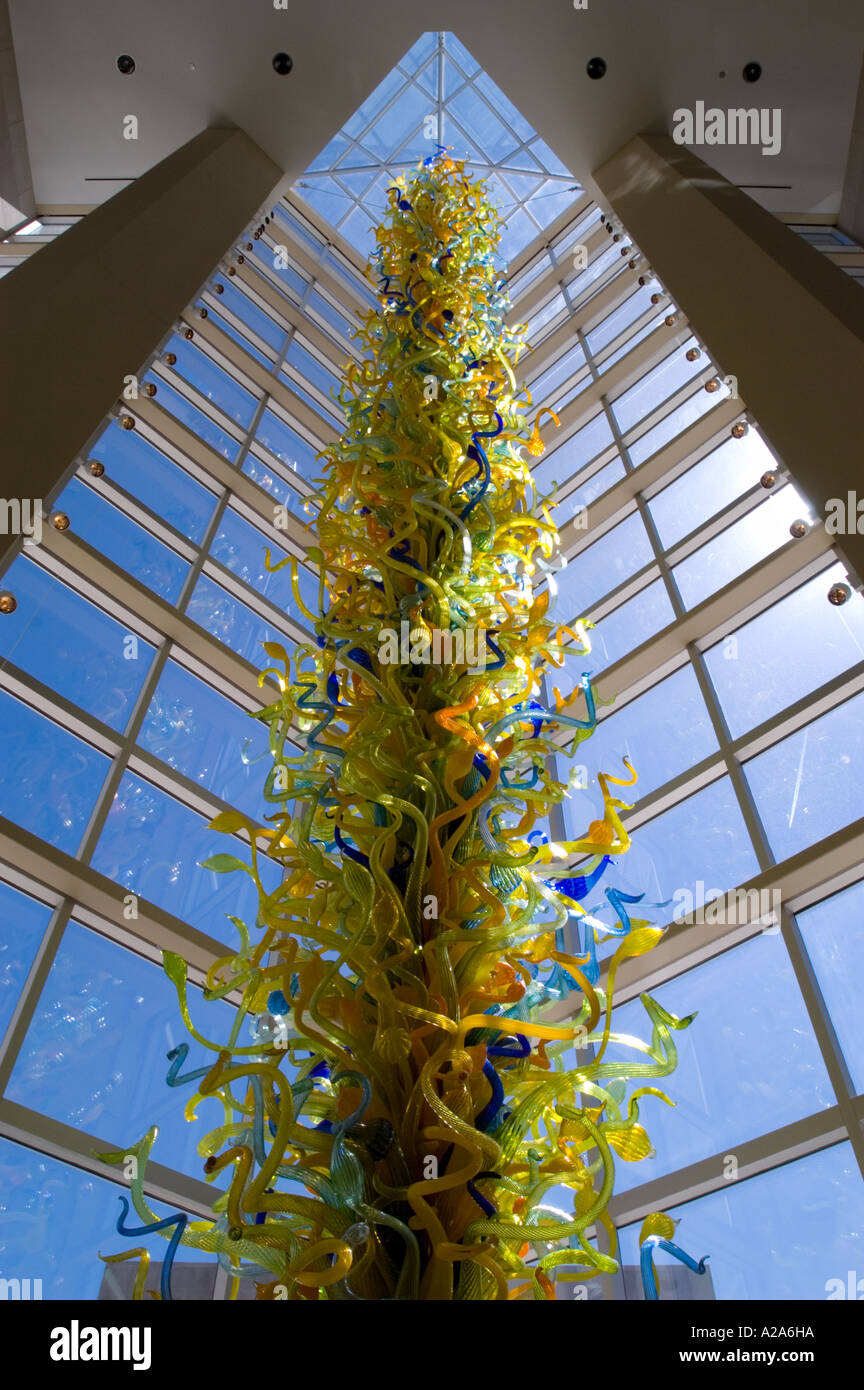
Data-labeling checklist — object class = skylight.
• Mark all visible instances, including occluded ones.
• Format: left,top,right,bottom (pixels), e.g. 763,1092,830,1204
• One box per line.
293,31,581,264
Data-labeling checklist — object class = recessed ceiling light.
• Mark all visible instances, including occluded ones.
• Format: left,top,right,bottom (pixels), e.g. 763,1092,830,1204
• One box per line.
273,52,293,76
117,54,135,75
743,61,762,82
586,57,607,80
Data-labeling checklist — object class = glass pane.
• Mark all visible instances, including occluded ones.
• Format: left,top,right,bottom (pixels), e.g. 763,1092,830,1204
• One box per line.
307,288,356,342
0,690,109,854
0,1137,210,1301
597,312,668,375
160,334,259,428
208,507,314,618
0,555,156,732
705,563,864,738
552,512,654,618
617,1141,864,1300
138,660,273,821
142,374,241,462
273,202,324,254
52,478,190,604
566,244,620,304
284,338,342,402
531,411,615,497
649,430,777,550
611,338,702,434
0,880,52,1041
583,664,718,800
250,241,309,299
449,87,518,163
7,920,238,1178
254,410,323,483
605,931,832,1195
530,344,587,409
673,485,807,610
209,281,287,352
583,579,675,671
187,573,302,664
524,292,566,343
279,367,343,431
797,879,864,1093
89,771,281,939
89,420,217,542
629,385,728,468
744,689,864,861
241,454,311,517
564,776,759,922
321,250,378,307
201,305,273,368
587,285,656,356
552,457,626,526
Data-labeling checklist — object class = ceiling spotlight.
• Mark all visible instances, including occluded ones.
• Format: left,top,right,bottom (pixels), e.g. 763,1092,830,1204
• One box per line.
743,61,762,83
273,52,293,76
586,57,607,80
828,582,852,607
117,54,135,75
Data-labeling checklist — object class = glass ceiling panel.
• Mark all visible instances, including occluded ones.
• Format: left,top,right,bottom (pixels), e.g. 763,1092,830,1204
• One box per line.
294,31,581,263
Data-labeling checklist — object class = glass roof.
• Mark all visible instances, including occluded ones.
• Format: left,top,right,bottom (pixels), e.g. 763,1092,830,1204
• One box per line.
293,31,581,265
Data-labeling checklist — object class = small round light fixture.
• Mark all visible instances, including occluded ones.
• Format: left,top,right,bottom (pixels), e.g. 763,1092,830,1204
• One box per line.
586,57,607,80
117,54,135,75
789,519,808,539
828,582,852,607
120,415,135,430
743,61,762,83
184,328,194,341
51,512,70,532
664,314,677,327
686,348,701,362
273,52,293,76
143,382,157,397
705,378,721,393
215,283,224,294
89,459,105,477
163,351,177,366
199,307,208,319
731,421,749,439
651,292,663,305
760,470,777,489
0,592,18,614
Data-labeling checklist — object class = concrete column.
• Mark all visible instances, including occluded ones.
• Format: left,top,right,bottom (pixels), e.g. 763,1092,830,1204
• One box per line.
0,126,282,558
0,0,35,232
593,133,864,588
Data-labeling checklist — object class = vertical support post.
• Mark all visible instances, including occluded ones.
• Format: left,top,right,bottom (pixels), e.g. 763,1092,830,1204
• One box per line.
593,132,864,587
0,126,282,557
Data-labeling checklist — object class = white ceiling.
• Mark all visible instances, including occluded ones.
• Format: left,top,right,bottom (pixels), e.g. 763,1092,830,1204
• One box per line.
10,0,864,218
